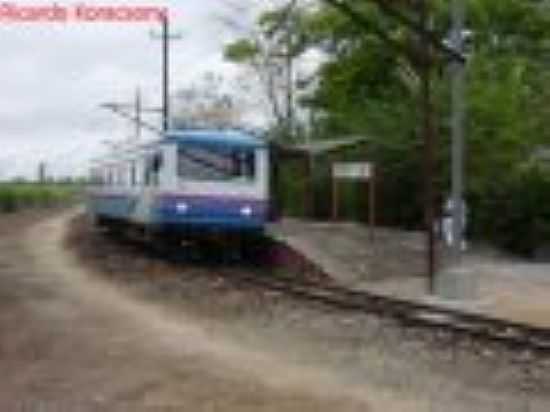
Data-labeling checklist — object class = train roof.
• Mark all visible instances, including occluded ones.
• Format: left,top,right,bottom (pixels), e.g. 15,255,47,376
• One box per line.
90,129,267,166
163,129,267,149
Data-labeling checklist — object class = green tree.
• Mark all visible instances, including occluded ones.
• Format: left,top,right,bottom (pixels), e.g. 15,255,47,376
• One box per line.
225,0,550,251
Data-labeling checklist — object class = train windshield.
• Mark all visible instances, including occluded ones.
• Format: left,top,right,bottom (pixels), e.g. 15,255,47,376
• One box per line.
177,145,256,183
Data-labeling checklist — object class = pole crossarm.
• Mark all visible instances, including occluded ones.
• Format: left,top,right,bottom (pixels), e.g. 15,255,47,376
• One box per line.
100,104,163,136
101,102,161,113
321,0,466,64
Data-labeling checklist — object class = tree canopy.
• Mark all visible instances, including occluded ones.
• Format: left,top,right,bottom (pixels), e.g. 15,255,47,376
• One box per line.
224,0,550,255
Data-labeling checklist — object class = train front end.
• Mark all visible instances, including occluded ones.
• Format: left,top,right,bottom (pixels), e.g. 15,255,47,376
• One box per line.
155,130,271,238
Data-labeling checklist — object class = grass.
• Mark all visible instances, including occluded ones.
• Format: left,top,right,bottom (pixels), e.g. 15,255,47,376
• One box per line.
0,183,80,213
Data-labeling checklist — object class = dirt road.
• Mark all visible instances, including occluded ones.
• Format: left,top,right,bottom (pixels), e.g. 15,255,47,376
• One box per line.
0,210,385,411
3,211,549,411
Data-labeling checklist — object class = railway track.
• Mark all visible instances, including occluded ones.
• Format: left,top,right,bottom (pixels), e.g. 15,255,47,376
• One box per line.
105,228,550,360
237,271,550,356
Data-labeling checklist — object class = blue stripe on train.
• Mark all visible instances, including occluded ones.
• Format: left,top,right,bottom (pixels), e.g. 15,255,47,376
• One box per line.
89,192,269,231
155,195,268,231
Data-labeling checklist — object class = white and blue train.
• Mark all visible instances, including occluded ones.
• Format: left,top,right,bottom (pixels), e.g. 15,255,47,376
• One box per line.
88,129,271,241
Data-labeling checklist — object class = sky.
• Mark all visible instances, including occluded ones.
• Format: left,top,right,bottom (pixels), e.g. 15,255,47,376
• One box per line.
0,0,272,180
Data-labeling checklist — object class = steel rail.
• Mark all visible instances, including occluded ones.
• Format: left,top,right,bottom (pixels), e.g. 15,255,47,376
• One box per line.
230,268,550,354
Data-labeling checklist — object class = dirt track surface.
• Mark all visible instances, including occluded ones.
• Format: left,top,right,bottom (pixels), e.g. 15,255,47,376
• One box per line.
0,210,381,411
2,210,550,412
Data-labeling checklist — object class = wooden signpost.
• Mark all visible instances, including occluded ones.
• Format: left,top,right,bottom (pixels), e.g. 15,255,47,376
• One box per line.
332,161,376,241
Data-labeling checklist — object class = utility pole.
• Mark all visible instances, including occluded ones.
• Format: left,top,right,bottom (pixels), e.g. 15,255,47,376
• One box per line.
450,0,466,264
162,17,169,132
135,87,142,140
418,0,437,293
318,0,468,294
268,0,297,140
38,162,47,184
285,8,294,141
151,16,183,133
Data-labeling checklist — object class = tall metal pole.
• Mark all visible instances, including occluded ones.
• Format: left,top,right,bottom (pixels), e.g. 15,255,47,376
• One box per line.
162,16,170,133
450,0,466,263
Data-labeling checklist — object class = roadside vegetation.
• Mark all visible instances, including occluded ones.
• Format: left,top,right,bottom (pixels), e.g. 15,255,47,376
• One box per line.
0,183,79,213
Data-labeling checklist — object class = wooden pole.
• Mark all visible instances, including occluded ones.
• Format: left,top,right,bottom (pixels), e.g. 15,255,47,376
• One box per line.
135,87,142,140
419,0,437,293
306,153,315,219
162,16,170,132
332,169,339,221
369,167,376,242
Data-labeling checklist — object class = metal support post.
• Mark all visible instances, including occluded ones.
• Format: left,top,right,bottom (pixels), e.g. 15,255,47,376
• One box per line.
450,0,466,264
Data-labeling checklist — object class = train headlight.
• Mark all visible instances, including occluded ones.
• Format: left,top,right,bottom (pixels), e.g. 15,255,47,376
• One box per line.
176,202,189,214
240,206,253,217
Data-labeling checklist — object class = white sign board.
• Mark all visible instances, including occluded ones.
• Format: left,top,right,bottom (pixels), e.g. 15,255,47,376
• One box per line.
332,162,373,180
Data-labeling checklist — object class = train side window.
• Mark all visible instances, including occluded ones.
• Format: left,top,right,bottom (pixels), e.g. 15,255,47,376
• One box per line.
117,166,125,187
145,156,153,186
130,161,137,187
153,153,163,186
145,152,163,186
90,168,103,186
143,156,149,186
123,165,128,187
234,150,255,180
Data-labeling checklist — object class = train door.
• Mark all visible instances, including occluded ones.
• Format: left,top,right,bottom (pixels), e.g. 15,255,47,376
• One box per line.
132,150,164,225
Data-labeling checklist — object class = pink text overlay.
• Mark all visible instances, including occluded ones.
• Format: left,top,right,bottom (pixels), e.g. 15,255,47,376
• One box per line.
0,2,169,23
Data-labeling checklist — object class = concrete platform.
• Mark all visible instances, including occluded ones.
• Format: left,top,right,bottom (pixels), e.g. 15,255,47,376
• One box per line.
268,219,550,328
270,219,429,283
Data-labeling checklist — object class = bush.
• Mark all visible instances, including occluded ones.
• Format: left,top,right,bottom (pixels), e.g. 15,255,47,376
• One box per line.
0,187,18,213
469,166,550,257
0,184,77,214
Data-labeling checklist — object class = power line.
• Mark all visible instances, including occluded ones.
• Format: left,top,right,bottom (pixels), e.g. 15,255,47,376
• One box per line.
100,102,163,137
